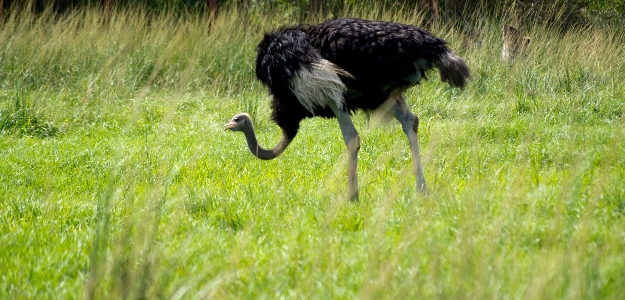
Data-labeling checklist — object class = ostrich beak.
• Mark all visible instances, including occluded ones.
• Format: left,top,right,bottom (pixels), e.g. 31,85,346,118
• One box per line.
223,121,236,131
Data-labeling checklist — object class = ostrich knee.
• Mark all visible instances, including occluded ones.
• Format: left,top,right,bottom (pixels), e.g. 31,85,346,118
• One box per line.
399,113,419,135
347,133,361,154
412,115,420,133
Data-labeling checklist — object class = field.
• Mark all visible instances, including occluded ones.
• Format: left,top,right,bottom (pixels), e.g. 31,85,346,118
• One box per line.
1,5,624,299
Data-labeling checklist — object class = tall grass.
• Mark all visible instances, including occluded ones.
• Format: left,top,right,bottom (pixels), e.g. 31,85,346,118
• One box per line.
1,4,624,299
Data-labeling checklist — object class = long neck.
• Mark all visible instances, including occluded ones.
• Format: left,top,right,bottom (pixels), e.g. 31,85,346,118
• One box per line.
242,124,293,160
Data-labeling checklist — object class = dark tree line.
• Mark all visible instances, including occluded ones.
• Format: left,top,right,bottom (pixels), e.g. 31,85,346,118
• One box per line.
1,0,623,27
0,0,217,17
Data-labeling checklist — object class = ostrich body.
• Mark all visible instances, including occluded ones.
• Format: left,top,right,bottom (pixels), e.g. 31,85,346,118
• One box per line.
225,18,470,200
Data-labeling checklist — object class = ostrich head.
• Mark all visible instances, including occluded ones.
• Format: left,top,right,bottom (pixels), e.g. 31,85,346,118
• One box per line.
223,113,251,132
224,112,293,160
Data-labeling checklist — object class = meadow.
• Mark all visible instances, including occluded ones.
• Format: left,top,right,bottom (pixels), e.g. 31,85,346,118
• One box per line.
1,4,624,299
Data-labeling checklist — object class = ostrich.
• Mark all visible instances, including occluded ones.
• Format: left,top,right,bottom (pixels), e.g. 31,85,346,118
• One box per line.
224,18,470,200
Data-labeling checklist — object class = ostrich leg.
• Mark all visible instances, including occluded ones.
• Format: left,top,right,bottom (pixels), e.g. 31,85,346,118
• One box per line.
329,102,361,200
390,93,428,195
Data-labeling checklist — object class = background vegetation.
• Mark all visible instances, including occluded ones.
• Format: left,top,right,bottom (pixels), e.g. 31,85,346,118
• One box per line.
2,0,625,26
1,1,624,299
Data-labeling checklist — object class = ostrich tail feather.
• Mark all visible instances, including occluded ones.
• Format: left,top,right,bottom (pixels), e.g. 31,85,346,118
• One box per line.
435,50,471,89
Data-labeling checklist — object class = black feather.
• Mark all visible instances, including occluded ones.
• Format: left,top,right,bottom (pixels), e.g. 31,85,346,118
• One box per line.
255,18,470,139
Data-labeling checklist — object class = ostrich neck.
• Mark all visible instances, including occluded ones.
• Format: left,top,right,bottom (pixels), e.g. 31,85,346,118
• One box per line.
242,125,292,160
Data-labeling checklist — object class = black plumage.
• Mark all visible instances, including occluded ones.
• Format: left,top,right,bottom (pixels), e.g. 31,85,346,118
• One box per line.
226,18,470,199
309,18,444,90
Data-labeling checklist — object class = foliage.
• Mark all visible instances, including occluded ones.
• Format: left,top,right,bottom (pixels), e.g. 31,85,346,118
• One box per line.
0,91,59,137
2,0,624,26
1,3,624,299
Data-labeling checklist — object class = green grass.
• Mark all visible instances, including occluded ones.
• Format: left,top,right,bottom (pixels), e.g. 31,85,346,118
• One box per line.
1,4,625,299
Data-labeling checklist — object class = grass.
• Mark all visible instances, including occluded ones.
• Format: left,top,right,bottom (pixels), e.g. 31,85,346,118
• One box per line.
1,4,625,299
